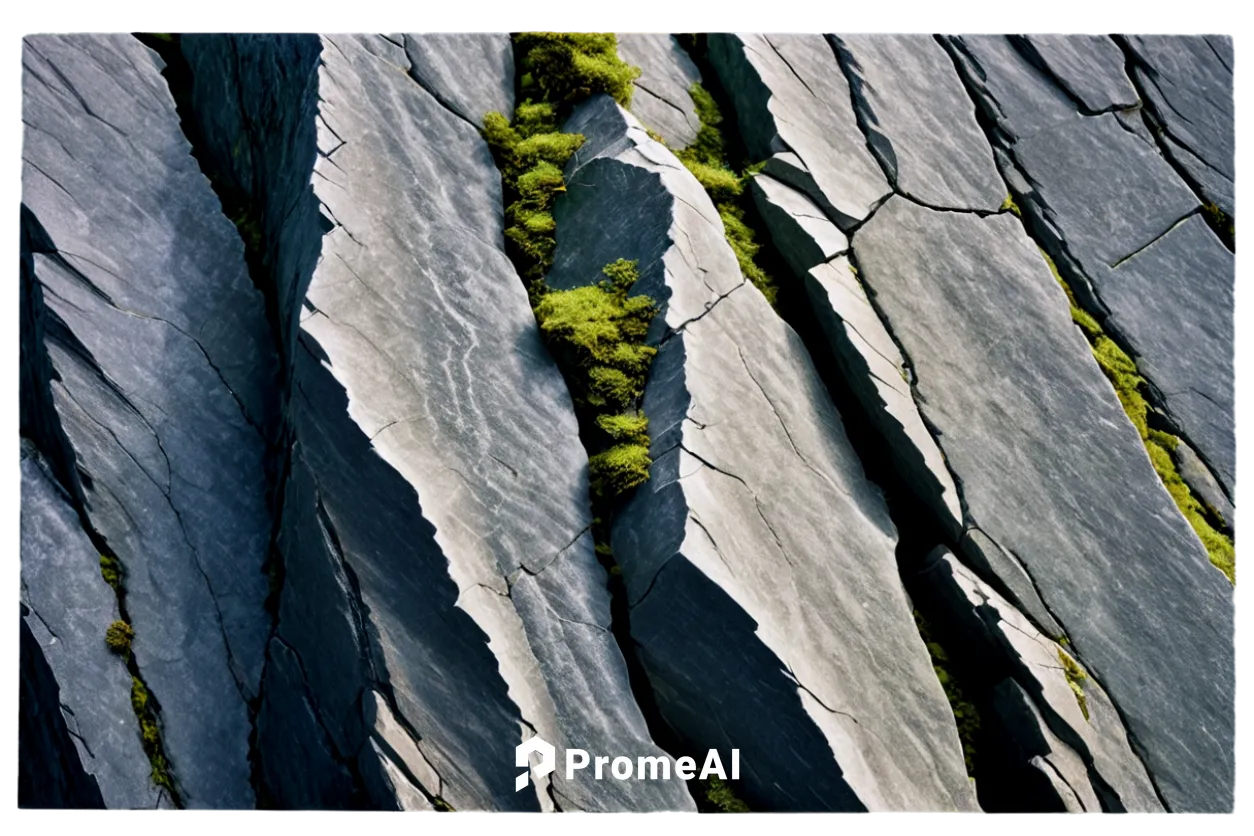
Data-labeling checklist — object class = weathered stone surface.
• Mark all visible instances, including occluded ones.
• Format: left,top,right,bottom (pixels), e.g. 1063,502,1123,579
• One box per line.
617,34,702,148
708,33,891,229
22,34,277,808
854,196,1233,812
553,94,975,812
918,548,1163,812
830,35,1003,211
1176,437,1234,528
1098,214,1234,493
750,173,962,537
944,36,1079,142
403,34,514,126
1123,36,1234,217
182,34,691,811
1019,35,1139,113
19,444,160,809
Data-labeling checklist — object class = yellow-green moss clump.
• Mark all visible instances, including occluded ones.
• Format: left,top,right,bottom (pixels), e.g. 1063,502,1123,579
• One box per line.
131,676,176,794
99,554,122,590
1041,249,1234,583
703,775,750,812
1057,648,1090,721
104,619,134,656
914,609,980,776
673,83,778,306
1000,195,1022,217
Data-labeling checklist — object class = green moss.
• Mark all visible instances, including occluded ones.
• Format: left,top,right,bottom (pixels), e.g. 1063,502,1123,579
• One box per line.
432,797,454,811
914,609,980,776
105,619,134,656
1057,649,1090,721
1039,248,1235,583
99,554,122,590
596,413,650,445
1000,194,1022,218
513,33,639,110
1202,202,1234,249
703,776,750,812
131,676,176,794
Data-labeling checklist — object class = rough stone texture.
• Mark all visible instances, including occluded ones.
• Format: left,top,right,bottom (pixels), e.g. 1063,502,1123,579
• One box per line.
403,34,514,126
22,34,277,808
1176,438,1234,528
19,617,106,808
1096,214,1234,493
20,444,162,809
708,33,891,229
182,34,692,812
1019,35,1139,113
919,548,1163,812
1123,36,1234,218
854,196,1233,812
552,94,976,813
830,35,1004,211
617,34,702,148
750,173,963,537
944,36,1079,142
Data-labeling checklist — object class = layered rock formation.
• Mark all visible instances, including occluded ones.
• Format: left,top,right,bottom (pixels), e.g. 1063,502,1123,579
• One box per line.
20,32,1235,814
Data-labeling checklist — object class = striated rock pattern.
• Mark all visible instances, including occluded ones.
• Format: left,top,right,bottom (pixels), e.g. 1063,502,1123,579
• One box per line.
19,32,1234,814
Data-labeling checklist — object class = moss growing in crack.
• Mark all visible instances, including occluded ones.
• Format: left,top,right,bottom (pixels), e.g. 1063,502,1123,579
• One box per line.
105,619,134,656
130,676,176,794
1202,202,1234,250
914,609,980,776
1040,248,1235,583
514,33,639,110
1000,195,1022,218
702,775,750,812
1057,648,1090,722
99,554,122,590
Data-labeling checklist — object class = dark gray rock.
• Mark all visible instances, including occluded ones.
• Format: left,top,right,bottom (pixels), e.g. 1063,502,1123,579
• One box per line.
749,173,963,537
944,36,1080,142
1124,36,1234,217
708,33,891,229
1175,437,1234,528
19,444,160,809
1098,214,1234,494
1019,36,1139,113
830,35,1003,211
617,34,702,148
554,94,976,812
854,196,1233,812
403,34,514,126
22,34,277,808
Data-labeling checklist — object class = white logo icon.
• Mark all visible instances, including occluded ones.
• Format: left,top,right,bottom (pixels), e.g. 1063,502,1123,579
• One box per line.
515,735,556,792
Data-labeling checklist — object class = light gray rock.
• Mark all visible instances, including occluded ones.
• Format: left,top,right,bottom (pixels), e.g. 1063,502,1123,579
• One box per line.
1123,36,1234,217
854,196,1233,812
944,36,1080,142
553,94,977,812
617,34,702,148
830,35,1004,211
708,33,891,229
182,34,692,811
403,34,514,126
22,34,277,808
1019,35,1139,113
749,173,963,538
1175,438,1234,527
20,444,161,809
1099,214,1234,494
918,548,1163,811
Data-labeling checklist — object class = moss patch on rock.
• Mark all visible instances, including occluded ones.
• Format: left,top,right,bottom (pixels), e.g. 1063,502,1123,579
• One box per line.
1041,249,1234,583
104,619,134,656
1057,648,1090,722
914,609,980,776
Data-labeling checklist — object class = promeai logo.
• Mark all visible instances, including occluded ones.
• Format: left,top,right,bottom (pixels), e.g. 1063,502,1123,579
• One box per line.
515,736,739,791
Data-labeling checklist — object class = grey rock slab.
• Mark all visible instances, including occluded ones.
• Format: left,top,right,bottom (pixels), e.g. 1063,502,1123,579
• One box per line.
991,680,1099,812
1100,214,1234,494
853,195,1233,811
749,173,962,537
944,36,1081,143
921,548,1163,811
22,34,277,808
20,445,160,809
708,33,891,229
1124,36,1234,216
296,35,691,812
1020,35,1139,113
556,94,976,812
403,34,514,126
830,35,1004,211
617,34,702,148
1175,438,1233,527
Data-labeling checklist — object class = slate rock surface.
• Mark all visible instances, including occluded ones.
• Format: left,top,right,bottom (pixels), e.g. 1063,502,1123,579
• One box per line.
403,33,515,126
708,33,891,229
1019,35,1139,113
830,34,1004,211
22,33,277,809
20,444,161,809
553,93,976,812
854,196,1233,812
617,34,703,148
